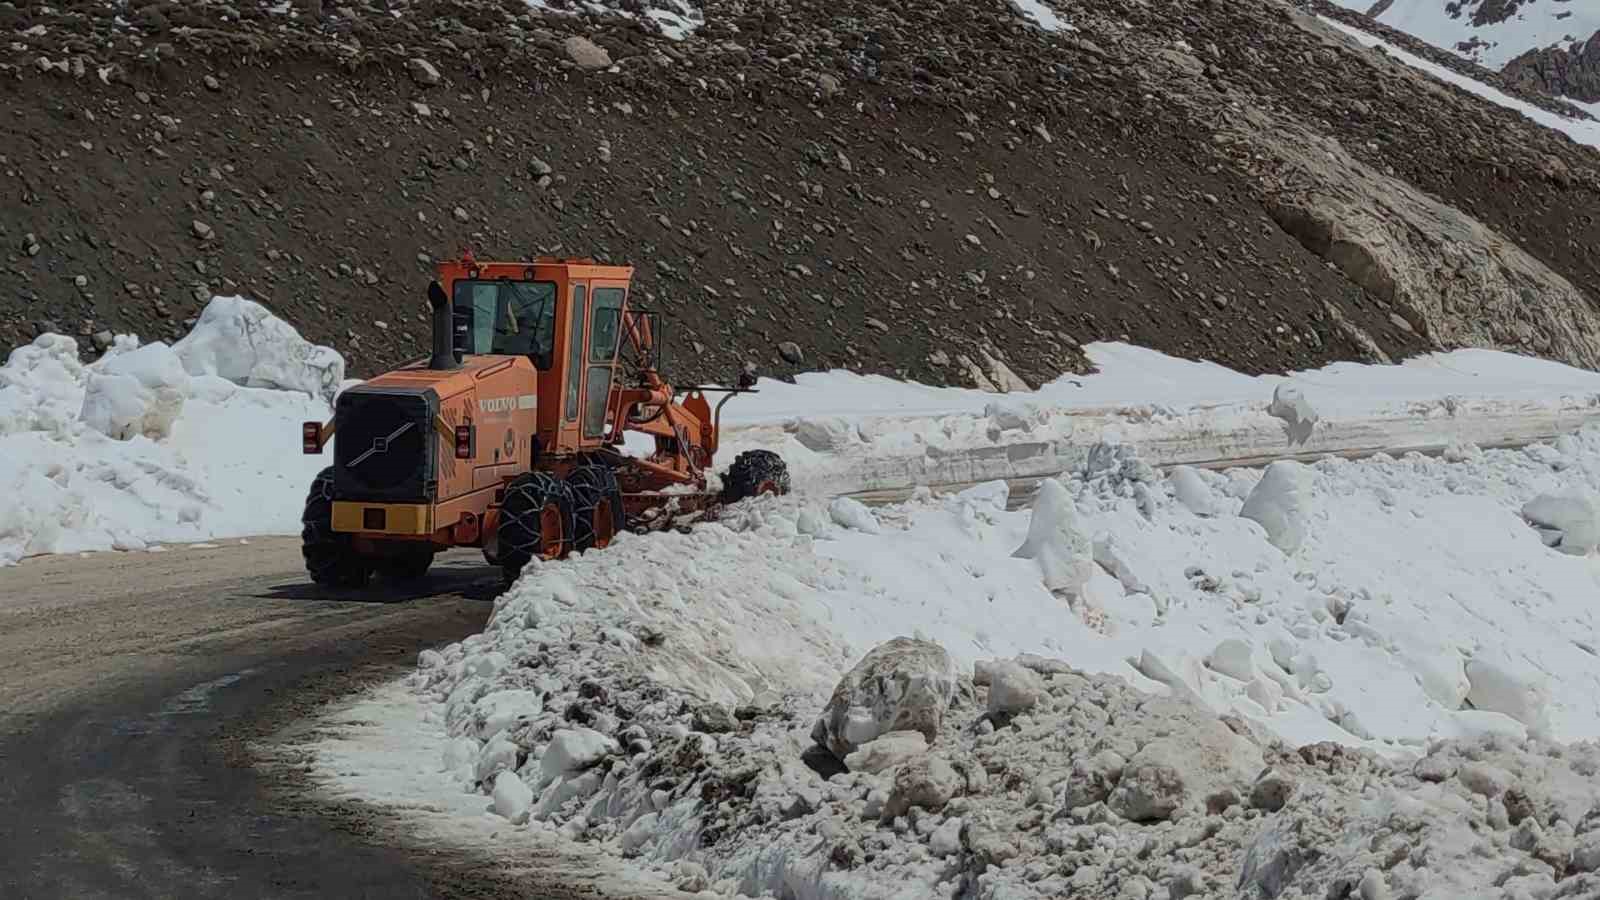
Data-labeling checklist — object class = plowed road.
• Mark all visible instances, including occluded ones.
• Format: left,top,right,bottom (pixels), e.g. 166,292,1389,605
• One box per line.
0,538,682,900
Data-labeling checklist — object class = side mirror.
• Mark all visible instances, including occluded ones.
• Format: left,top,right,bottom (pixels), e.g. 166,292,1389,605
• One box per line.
737,369,757,390
427,280,449,310
533,350,553,371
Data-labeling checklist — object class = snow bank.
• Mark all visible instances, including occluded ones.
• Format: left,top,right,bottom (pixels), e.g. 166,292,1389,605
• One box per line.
0,297,342,564
718,342,1600,499
317,425,1600,897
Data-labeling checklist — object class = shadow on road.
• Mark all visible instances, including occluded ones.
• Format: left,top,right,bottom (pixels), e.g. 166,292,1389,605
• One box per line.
255,559,505,604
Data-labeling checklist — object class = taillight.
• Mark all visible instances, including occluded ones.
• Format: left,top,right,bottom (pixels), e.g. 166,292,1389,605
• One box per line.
302,422,322,454
455,423,475,459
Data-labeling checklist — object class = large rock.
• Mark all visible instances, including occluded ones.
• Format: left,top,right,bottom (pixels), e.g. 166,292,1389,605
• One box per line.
563,36,612,70
812,638,959,761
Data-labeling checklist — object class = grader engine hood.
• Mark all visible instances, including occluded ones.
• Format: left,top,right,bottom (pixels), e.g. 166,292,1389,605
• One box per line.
332,385,441,503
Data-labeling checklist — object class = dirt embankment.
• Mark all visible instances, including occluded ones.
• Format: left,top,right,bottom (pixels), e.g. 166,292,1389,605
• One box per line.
4,0,1599,385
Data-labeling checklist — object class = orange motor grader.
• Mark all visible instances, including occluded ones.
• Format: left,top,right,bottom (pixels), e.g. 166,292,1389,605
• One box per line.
299,253,789,588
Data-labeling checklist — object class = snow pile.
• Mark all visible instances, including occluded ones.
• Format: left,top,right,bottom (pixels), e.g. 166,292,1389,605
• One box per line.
0,296,343,564
320,426,1600,897
171,295,345,403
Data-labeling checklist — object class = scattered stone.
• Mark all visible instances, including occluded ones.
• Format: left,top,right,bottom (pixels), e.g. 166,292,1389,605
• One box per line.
777,341,804,364
982,660,1045,716
693,702,739,734
883,755,961,819
192,220,215,241
1249,769,1294,812
407,58,441,86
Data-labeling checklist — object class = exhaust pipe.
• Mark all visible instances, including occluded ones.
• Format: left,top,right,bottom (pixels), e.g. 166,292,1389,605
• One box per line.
426,281,460,370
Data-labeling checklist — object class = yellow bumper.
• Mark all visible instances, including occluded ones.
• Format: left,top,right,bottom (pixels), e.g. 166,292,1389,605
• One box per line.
331,501,433,535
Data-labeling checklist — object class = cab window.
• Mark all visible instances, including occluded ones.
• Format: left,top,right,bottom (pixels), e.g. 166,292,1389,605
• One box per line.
590,288,625,360
452,280,556,360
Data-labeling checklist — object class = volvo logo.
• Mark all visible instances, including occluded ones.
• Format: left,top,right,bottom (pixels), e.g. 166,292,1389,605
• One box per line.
346,421,415,467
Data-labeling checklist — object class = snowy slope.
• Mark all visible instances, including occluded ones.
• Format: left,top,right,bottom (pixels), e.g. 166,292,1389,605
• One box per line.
0,297,344,565
1330,0,1600,69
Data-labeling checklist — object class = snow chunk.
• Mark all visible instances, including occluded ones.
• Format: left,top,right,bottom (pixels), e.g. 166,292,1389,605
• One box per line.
80,343,187,440
1207,638,1255,682
828,496,881,534
843,730,928,775
1239,460,1313,553
538,728,618,789
490,770,533,824
812,638,958,761
1011,477,1094,594
173,296,345,402
1169,465,1217,516
794,416,856,452
1465,653,1551,732
1268,381,1318,445
1521,491,1600,555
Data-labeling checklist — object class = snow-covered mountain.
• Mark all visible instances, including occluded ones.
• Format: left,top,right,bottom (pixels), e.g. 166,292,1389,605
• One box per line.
1331,0,1600,70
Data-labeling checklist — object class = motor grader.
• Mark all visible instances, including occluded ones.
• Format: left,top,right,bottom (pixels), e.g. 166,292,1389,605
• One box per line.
299,253,789,588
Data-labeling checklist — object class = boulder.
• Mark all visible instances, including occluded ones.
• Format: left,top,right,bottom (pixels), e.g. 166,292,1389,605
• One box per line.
812,637,959,761
564,36,612,70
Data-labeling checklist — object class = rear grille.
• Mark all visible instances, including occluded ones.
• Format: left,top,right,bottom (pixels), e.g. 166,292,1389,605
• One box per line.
333,388,437,503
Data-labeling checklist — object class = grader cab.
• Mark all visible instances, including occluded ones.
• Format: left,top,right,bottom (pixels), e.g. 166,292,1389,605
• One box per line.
299,254,789,588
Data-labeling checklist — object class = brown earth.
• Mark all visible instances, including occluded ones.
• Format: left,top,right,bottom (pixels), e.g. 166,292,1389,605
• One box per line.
4,0,1600,387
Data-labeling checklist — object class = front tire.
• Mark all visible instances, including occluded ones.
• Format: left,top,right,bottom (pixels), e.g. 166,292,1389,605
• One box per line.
302,467,371,589
497,472,576,585
568,461,626,553
720,450,791,504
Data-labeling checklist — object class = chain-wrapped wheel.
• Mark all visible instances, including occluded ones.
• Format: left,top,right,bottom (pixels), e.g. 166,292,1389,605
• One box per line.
567,461,626,553
496,472,576,585
720,449,791,504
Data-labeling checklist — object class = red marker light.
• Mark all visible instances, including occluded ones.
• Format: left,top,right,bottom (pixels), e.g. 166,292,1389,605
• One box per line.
455,423,475,459
302,422,322,454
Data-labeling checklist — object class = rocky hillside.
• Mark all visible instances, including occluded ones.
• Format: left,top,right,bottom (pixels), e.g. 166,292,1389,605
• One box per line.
3,0,1599,387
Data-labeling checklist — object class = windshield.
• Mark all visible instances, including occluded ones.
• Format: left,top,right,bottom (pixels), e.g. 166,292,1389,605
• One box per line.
452,279,556,359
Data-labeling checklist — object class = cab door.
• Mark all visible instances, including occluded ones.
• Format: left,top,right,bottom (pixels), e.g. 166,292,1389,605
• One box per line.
582,285,626,443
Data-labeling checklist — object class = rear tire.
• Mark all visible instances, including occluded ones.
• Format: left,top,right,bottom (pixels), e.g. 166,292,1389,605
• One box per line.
497,472,576,585
720,450,791,504
302,467,371,589
378,550,435,581
568,461,626,553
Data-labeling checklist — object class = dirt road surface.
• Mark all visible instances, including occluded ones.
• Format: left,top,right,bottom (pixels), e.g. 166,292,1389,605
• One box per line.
0,538,682,899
